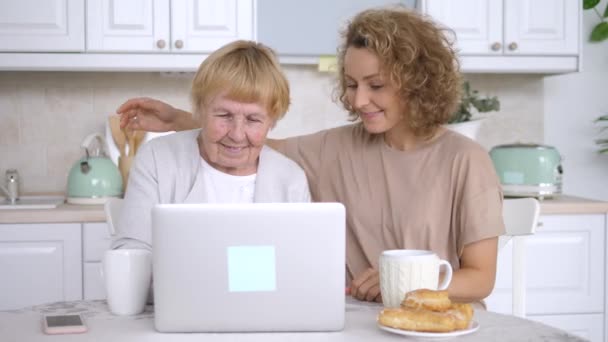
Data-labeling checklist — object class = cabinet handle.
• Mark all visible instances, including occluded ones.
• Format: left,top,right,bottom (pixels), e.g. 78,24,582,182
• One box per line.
156,39,166,49
174,40,184,49
508,42,518,51
491,42,501,51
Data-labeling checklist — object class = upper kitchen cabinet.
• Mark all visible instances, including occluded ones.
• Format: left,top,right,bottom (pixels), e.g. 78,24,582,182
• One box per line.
419,0,581,73
257,0,415,62
86,0,254,53
0,0,84,52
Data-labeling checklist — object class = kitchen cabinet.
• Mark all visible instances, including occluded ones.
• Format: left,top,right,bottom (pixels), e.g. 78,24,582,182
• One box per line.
83,222,112,300
419,0,581,72
86,0,254,53
0,223,82,310
0,0,85,52
0,222,112,309
485,213,606,341
0,0,582,72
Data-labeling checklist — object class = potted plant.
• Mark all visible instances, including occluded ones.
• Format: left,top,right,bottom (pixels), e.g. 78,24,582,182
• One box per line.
446,80,500,140
595,114,608,154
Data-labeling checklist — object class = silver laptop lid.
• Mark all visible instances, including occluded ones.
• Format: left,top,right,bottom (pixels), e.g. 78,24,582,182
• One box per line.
152,203,345,333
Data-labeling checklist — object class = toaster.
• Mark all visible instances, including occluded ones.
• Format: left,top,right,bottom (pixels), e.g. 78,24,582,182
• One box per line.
489,143,563,198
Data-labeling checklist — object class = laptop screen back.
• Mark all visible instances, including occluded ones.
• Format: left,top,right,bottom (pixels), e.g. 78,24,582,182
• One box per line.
152,203,346,332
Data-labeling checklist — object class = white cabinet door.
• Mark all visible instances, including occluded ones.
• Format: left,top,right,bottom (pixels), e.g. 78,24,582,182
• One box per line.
420,0,502,54
83,222,112,262
504,0,579,55
171,0,255,53
0,0,84,52
0,223,82,310
86,0,170,52
421,0,579,56
486,214,605,316
87,0,254,53
529,313,604,342
82,223,111,300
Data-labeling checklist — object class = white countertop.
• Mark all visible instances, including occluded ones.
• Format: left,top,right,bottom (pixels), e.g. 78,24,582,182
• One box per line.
0,194,606,224
0,298,584,342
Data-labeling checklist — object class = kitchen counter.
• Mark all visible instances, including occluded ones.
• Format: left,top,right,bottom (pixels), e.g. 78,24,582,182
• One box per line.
0,195,606,224
536,195,608,215
0,203,105,224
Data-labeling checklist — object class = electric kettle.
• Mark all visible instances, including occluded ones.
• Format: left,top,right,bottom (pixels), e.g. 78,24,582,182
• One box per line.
490,143,562,198
66,133,123,204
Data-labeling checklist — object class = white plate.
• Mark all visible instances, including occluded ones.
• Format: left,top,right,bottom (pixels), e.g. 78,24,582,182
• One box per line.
378,321,479,340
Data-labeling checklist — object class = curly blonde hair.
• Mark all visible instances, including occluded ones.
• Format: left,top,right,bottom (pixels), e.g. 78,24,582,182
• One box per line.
336,6,462,136
191,40,290,122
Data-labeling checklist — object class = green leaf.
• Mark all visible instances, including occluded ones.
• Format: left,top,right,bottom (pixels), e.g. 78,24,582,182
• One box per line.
595,114,608,121
584,0,600,10
590,22,608,42
604,3,608,17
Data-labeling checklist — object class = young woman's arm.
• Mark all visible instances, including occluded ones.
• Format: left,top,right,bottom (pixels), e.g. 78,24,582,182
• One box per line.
116,97,198,132
448,237,498,302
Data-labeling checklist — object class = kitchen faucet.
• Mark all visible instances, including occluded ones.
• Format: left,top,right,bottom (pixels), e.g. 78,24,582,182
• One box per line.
0,169,19,204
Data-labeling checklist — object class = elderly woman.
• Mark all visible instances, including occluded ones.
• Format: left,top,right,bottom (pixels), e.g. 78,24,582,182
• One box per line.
112,40,310,250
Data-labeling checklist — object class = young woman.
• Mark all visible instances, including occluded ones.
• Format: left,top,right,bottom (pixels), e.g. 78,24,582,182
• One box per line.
116,7,504,304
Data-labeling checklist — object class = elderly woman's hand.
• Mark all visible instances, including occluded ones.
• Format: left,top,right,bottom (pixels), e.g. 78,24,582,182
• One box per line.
351,268,383,303
116,97,196,132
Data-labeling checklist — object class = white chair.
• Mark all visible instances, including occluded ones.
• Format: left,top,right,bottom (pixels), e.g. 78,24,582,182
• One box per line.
497,197,540,318
103,197,124,237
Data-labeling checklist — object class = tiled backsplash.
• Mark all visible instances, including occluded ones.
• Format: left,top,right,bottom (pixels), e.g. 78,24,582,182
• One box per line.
0,68,543,193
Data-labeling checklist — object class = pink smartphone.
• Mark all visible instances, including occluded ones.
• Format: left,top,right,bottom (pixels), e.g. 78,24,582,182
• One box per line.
42,314,88,335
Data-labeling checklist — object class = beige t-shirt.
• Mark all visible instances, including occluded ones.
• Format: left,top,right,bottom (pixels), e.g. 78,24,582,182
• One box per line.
278,123,505,283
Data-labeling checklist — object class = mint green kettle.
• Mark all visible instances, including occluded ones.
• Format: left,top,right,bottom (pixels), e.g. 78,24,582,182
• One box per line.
67,133,123,204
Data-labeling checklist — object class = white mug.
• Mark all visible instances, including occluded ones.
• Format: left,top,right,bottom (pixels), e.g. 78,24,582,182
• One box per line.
103,249,152,316
379,249,453,308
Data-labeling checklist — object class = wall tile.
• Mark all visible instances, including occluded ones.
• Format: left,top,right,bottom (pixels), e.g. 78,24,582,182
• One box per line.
0,70,545,193
0,84,20,145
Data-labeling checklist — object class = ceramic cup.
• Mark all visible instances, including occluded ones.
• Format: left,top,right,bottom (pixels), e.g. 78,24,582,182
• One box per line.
379,249,453,308
103,249,152,316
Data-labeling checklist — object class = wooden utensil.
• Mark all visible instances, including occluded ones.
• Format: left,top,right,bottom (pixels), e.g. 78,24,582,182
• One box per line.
132,130,146,155
127,129,136,157
118,155,133,192
108,116,126,157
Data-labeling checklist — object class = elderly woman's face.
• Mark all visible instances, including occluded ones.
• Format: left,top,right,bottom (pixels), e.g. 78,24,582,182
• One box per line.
198,92,274,175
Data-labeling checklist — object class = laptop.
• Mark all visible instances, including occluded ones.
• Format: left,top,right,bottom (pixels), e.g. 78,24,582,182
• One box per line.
151,203,346,333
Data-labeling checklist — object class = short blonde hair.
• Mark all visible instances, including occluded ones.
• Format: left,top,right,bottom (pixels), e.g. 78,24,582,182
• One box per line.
337,6,462,136
190,40,290,121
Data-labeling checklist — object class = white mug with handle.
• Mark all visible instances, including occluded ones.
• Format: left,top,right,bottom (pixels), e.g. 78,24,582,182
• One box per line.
379,249,453,308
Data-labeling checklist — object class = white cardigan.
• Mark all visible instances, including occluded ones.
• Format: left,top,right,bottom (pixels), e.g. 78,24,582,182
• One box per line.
113,129,311,249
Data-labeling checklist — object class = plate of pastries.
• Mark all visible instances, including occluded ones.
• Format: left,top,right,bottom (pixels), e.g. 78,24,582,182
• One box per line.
377,289,479,339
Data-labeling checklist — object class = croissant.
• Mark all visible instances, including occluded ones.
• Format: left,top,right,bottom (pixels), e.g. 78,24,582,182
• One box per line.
378,289,474,333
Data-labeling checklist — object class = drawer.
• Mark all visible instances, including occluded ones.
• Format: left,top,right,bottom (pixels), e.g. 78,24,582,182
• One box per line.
83,223,112,262
529,313,604,342
83,262,106,300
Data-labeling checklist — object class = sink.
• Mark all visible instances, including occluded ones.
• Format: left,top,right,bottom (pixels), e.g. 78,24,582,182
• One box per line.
0,195,65,210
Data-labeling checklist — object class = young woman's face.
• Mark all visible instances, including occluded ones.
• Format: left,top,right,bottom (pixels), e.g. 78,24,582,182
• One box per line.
198,92,274,175
343,47,406,134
